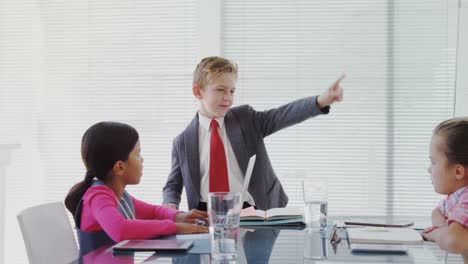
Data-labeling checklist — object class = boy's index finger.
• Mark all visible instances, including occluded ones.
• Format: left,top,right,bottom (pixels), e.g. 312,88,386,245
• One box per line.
334,73,346,85
330,74,346,89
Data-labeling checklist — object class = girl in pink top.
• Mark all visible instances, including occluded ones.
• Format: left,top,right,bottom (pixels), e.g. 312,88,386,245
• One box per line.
422,117,468,260
65,122,208,254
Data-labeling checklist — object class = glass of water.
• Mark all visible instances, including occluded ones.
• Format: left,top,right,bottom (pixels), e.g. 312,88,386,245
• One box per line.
208,192,241,261
302,179,328,230
303,228,328,260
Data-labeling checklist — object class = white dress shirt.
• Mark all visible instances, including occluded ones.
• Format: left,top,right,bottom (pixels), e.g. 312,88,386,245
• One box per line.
198,112,255,206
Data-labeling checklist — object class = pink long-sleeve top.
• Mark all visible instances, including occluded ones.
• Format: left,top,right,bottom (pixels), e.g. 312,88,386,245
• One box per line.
80,185,178,242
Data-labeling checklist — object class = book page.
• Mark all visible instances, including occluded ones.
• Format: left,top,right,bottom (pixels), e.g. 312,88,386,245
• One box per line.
240,206,266,220
265,207,303,221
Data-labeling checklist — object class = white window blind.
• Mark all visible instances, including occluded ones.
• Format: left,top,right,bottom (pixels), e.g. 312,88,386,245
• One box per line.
456,1,468,115
223,0,457,217
1,1,197,263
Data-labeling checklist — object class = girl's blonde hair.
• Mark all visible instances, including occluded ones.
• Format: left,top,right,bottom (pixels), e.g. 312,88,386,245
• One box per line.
193,56,238,89
433,117,468,166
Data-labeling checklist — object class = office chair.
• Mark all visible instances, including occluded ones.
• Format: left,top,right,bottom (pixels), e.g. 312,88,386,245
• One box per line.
17,201,79,264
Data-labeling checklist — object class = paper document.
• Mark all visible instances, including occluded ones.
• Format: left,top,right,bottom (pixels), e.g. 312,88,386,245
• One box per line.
344,218,414,228
347,227,423,245
240,155,256,207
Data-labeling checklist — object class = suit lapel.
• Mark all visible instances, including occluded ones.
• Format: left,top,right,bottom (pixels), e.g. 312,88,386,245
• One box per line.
185,114,201,194
225,111,249,175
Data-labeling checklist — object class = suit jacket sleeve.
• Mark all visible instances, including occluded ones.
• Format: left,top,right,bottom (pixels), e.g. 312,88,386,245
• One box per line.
162,139,184,206
251,95,326,137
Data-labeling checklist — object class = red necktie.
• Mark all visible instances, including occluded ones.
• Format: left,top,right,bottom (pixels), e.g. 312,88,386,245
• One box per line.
209,119,230,192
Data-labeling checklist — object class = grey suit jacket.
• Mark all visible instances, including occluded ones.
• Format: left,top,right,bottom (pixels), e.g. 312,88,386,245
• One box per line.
162,96,328,210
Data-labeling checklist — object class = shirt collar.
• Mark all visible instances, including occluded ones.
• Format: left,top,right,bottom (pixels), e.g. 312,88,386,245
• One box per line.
198,112,225,131
451,186,468,198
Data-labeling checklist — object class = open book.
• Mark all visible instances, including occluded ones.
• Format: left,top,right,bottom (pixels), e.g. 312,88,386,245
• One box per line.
347,227,423,245
240,206,303,222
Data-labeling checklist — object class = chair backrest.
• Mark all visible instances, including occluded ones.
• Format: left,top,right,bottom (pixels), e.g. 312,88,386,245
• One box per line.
17,202,79,264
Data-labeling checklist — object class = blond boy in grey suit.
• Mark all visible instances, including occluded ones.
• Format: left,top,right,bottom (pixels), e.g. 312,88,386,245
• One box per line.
163,56,344,211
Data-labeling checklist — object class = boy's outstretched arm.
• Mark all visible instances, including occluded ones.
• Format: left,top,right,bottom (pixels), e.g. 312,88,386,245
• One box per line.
432,207,447,227
316,74,345,108
251,74,346,138
422,222,468,254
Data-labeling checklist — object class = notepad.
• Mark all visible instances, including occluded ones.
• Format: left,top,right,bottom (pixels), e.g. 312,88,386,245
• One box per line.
350,243,408,254
346,227,423,245
344,218,414,228
112,240,194,252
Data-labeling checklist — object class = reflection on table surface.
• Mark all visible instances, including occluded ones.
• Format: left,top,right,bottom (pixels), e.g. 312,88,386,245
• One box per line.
77,221,463,264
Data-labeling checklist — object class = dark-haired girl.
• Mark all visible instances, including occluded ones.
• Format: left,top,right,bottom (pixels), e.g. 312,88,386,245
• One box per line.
65,122,208,255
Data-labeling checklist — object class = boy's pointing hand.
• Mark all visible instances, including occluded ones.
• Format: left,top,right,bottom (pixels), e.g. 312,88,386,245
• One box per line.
317,74,345,108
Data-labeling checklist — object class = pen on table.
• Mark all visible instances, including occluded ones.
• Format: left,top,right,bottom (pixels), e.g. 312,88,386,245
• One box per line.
344,228,351,248
329,224,341,254
330,224,341,244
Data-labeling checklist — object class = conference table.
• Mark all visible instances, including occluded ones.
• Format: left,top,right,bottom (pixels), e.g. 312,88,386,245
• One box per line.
76,217,464,264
